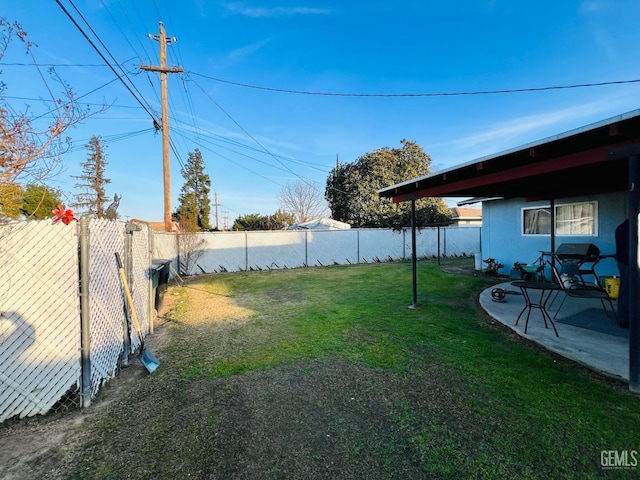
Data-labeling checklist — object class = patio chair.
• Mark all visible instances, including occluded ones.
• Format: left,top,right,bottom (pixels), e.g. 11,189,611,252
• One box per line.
546,260,617,320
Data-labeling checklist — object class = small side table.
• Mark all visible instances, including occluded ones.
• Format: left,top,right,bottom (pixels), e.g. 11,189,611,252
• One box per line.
511,281,561,337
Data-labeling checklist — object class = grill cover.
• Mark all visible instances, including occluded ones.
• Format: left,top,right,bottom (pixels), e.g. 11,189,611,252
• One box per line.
556,243,600,258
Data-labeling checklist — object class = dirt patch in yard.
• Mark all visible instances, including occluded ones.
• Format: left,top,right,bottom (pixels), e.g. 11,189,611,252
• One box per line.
0,269,634,480
0,290,179,480
0,278,251,480
0,277,476,480
0,361,149,480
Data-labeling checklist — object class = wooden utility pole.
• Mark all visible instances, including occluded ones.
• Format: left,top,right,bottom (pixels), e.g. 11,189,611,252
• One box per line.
140,21,183,232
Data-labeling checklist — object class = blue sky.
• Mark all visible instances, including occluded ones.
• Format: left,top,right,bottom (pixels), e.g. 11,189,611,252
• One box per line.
2,1,640,226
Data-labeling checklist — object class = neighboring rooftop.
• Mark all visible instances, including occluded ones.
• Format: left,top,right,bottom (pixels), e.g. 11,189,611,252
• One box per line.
450,207,482,220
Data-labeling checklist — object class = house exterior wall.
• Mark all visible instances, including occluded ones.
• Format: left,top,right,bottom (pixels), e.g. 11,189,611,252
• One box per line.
481,192,629,278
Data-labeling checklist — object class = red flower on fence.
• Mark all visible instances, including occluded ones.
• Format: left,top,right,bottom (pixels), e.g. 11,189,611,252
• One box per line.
52,204,78,225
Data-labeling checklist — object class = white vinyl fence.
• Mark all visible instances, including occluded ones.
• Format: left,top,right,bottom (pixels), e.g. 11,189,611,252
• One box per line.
0,222,479,423
0,219,153,422
153,226,481,276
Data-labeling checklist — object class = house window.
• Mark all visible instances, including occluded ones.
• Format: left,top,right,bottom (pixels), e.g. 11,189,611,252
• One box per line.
523,207,551,235
555,201,597,235
522,201,597,235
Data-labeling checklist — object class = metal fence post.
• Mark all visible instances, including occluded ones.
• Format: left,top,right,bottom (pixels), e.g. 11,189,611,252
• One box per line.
403,228,406,261
176,230,182,276
123,222,143,357
121,226,132,365
437,226,441,265
79,217,91,408
147,224,154,334
444,227,448,258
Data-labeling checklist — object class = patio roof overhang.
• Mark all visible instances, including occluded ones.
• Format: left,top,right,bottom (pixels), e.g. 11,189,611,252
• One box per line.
378,109,640,203
379,108,640,393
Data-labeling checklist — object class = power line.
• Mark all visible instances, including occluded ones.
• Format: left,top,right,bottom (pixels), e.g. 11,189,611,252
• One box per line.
0,62,108,67
189,72,640,98
173,130,286,188
8,61,639,99
67,128,155,152
114,0,162,106
101,0,154,64
168,138,186,170
29,70,131,122
67,0,159,116
9,66,639,99
172,128,294,180
55,0,159,122
188,78,349,199
190,78,323,194
171,124,328,176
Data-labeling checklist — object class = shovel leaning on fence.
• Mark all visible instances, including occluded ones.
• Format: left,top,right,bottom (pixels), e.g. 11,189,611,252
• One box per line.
115,252,160,373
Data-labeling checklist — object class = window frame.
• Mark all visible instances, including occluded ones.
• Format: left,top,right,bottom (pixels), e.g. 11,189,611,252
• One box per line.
521,201,598,237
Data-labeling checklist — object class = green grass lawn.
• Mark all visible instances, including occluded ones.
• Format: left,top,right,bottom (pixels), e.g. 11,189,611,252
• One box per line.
70,258,640,480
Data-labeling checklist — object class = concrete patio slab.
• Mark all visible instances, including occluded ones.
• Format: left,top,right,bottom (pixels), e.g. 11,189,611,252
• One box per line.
480,281,629,382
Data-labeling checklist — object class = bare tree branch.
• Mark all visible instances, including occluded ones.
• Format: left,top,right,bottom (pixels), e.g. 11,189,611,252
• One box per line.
278,180,329,224
0,18,107,217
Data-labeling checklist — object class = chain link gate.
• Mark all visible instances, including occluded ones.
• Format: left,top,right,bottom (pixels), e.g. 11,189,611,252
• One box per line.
0,219,153,422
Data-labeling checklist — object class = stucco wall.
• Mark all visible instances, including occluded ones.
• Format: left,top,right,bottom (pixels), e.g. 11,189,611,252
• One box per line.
481,192,629,278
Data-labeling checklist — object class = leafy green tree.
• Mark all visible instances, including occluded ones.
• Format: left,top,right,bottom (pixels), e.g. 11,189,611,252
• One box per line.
326,140,451,228
271,209,296,229
0,183,62,219
412,200,453,227
71,136,111,218
232,213,263,231
21,184,62,219
232,210,295,231
174,149,212,231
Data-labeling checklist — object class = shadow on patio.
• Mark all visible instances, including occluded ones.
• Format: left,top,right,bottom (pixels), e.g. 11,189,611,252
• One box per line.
480,281,629,382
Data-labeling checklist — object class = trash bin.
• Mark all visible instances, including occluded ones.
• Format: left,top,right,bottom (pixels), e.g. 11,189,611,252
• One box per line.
151,260,171,310
474,252,482,271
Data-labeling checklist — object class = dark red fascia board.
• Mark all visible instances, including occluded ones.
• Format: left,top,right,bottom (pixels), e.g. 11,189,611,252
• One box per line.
388,140,633,203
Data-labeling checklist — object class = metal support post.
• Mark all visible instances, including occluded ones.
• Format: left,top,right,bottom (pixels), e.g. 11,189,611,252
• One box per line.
409,199,419,309
79,217,91,408
628,155,639,393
